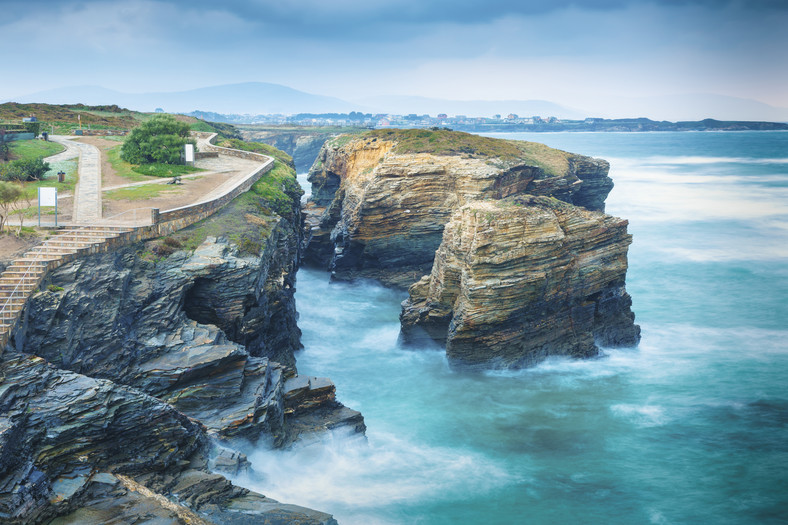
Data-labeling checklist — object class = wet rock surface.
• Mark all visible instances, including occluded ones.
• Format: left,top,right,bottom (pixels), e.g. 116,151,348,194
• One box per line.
305,130,613,287
0,356,338,524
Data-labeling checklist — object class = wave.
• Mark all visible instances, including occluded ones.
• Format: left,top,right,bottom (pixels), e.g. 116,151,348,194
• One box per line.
239,427,519,524
610,403,669,427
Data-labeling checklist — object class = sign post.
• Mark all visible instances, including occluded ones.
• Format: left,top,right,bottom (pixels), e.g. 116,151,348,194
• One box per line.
38,187,58,227
184,143,194,165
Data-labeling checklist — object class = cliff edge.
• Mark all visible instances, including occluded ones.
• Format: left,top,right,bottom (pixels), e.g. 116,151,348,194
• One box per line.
0,144,358,524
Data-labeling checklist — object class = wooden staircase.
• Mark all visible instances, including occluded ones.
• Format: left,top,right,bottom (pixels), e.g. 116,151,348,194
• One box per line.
0,227,131,348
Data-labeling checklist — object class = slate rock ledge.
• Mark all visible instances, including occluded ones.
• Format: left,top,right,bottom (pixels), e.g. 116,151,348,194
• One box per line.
0,150,357,524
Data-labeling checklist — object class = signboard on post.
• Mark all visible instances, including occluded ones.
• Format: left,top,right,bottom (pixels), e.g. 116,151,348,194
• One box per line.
184,143,194,165
38,187,58,227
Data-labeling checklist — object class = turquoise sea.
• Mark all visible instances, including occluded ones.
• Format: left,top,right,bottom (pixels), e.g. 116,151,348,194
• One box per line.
243,132,788,524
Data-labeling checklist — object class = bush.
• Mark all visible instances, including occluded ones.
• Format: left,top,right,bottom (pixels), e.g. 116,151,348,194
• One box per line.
121,115,194,165
0,181,25,232
0,163,25,182
23,122,41,136
2,158,50,181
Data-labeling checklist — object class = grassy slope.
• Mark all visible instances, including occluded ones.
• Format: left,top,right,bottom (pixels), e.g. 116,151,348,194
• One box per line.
354,128,570,176
6,139,64,161
157,139,302,256
2,139,76,199
1,103,242,138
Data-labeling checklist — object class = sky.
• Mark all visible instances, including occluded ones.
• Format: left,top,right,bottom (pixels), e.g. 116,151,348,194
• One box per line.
1,0,787,119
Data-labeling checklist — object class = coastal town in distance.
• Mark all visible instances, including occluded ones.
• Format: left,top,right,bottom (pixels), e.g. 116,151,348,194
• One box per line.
189,109,788,132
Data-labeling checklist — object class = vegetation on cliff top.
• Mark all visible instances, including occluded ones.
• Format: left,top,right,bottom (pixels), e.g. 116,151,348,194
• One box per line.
1,102,242,137
340,129,570,176
121,115,195,165
164,140,302,256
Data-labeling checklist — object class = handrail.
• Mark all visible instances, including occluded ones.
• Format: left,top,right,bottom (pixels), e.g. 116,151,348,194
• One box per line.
0,244,49,321
0,133,277,349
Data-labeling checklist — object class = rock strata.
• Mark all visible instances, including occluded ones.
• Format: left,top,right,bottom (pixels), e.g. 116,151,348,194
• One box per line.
1,145,360,522
0,355,338,524
400,196,641,368
305,130,612,287
304,129,639,367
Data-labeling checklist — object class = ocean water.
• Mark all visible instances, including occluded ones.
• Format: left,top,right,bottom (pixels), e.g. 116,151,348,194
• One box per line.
244,132,788,524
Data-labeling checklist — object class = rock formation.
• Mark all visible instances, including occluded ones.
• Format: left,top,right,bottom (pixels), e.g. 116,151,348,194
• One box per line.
400,196,640,368
0,355,338,524
304,129,639,367
305,130,614,287
1,147,359,523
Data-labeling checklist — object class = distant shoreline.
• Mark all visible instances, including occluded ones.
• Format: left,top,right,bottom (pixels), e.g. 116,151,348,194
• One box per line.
205,111,788,132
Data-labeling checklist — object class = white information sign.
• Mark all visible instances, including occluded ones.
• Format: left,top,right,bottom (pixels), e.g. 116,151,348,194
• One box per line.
184,143,194,163
38,187,58,227
39,187,57,206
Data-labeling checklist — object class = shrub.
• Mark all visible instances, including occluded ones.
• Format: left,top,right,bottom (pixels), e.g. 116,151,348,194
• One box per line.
0,181,25,232
121,115,194,165
0,163,25,182
23,122,41,136
3,158,50,181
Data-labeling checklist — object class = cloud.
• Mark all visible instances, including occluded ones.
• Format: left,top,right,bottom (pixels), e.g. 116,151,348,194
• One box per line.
1,0,786,112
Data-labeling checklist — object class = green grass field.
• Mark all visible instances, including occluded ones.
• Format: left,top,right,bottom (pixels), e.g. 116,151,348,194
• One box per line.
106,145,152,182
6,139,64,161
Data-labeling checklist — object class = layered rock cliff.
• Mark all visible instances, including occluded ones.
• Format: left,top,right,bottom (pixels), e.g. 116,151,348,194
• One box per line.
0,147,361,523
304,129,639,367
0,355,337,525
400,196,640,368
305,129,613,287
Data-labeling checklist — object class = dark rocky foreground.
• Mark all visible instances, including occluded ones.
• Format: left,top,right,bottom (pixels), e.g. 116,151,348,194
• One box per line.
304,129,640,368
0,154,362,523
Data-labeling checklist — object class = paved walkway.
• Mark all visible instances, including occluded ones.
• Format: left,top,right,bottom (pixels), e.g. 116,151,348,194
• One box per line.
46,136,80,163
1,135,274,350
47,136,102,223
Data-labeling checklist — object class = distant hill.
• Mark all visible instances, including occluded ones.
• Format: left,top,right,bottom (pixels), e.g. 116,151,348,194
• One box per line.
5,83,787,123
4,82,363,115
0,102,139,128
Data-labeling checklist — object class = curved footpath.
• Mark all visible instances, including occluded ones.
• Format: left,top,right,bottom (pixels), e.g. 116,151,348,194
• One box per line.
0,133,274,350
46,136,102,223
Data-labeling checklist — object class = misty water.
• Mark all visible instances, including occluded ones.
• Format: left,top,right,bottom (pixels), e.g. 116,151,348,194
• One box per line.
242,132,788,524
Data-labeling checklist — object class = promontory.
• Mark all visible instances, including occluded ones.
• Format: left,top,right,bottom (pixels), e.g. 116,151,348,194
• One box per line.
304,129,640,368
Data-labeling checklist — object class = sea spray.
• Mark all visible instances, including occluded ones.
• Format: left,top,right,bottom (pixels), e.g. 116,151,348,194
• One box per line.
243,132,788,524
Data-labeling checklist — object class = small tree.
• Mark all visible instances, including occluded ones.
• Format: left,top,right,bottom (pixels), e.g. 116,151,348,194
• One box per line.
0,163,24,182
3,158,50,181
0,181,25,233
121,115,193,165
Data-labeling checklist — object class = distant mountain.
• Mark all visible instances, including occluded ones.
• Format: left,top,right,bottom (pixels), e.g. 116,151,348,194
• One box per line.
4,82,363,115
5,83,787,122
354,95,586,119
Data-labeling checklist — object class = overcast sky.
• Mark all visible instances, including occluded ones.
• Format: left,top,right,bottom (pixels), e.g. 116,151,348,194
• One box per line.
2,0,786,117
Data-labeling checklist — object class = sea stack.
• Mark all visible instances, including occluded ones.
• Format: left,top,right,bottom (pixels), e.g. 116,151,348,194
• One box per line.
304,129,640,368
